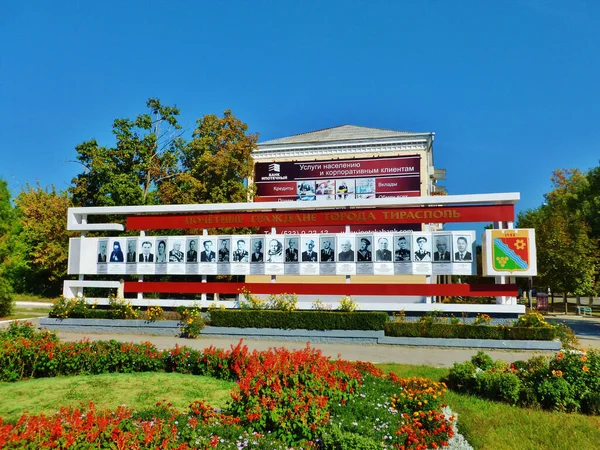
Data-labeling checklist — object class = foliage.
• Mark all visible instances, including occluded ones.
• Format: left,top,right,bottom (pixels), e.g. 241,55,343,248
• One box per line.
0,278,13,318
238,287,267,310
107,296,139,319
0,325,456,448
12,183,73,296
265,292,298,311
517,311,552,328
48,296,92,319
145,305,165,321
208,310,388,331
472,313,492,326
177,303,205,338
0,179,17,316
158,109,258,206
311,298,332,311
338,295,359,312
445,349,600,415
517,168,599,296
384,322,557,340
70,98,185,207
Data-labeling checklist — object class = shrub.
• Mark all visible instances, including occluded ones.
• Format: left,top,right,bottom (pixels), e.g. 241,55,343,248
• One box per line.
266,292,298,311
108,296,139,319
475,371,521,404
312,298,332,311
471,350,494,370
581,390,600,415
517,311,551,328
537,377,578,412
384,322,557,340
338,296,359,312
48,296,90,319
208,310,388,331
473,313,492,325
145,305,165,322
177,304,205,338
446,361,476,392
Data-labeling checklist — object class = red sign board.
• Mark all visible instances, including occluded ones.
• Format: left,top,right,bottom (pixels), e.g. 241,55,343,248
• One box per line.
126,205,515,230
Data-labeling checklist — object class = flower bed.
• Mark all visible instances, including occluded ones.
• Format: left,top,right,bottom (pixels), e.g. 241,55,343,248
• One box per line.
445,349,600,414
0,322,458,448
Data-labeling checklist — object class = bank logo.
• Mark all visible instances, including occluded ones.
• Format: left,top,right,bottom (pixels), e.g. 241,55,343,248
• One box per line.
491,229,530,272
269,163,280,173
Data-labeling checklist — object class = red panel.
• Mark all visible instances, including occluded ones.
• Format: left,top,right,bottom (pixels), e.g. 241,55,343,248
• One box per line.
126,205,515,230
124,281,518,297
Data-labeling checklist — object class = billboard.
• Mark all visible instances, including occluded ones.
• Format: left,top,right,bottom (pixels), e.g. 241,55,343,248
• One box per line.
254,155,421,202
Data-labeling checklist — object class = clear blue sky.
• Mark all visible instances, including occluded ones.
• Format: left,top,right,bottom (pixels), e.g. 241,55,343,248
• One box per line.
1,0,598,221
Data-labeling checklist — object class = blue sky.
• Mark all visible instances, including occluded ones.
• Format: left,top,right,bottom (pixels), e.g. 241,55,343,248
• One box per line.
1,0,598,221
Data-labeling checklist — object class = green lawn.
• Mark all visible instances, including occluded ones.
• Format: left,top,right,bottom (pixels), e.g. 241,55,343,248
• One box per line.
12,293,55,303
380,363,600,450
0,372,235,423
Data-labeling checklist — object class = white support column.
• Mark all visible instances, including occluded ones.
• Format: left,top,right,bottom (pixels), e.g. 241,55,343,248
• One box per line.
78,215,87,284
201,229,208,304
345,224,351,284
271,227,277,284
138,230,145,300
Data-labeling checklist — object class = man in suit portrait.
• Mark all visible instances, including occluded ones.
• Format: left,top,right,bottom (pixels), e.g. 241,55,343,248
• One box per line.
338,239,354,261
395,236,411,261
320,239,335,262
201,240,216,262
302,239,318,262
414,236,431,261
186,239,198,262
218,240,230,262
285,238,298,262
251,240,264,262
356,237,372,261
376,238,392,261
98,241,107,263
455,237,472,261
434,237,451,261
232,240,249,262
126,240,137,263
138,241,154,262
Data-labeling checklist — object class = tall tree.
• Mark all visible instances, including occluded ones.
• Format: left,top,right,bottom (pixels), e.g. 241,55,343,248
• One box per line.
14,184,74,296
159,110,258,205
0,179,16,315
70,98,185,207
517,169,598,297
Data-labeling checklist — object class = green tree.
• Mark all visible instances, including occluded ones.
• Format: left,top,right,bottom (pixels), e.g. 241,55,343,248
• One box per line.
70,98,185,207
159,109,258,205
518,169,598,300
0,179,16,315
13,184,74,296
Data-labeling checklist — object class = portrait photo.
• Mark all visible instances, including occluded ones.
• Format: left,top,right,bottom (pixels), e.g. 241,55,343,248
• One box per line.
168,238,185,263
301,236,319,262
433,235,452,262
413,235,432,261
250,237,264,263
232,237,250,263
126,239,137,263
266,237,283,262
138,239,155,263
394,234,411,262
155,239,167,263
186,238,198,263
109,239,124,263
97,240,108,263
200,238,217,262
218,238,231,262
375,236,393,262
285,236,299,263
356,235,373,262
337,236,355,262
454,236,473,262
319,236,336,262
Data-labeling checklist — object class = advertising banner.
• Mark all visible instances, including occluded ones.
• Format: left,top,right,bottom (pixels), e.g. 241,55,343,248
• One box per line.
254,155,421,202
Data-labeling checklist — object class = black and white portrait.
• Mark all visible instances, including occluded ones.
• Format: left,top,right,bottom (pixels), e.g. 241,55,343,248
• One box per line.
169,239,185,263
200,239,217,262
97,240,108,263
356,235,373,262
337,237,354,261
375,236,393,262
320,236,336,262
454,236,472,261
301,237,319,262
413,235,432,261
266,238,283,262
218,238,231,262
232,238,250,262
155,239,167,263
138,239,154,263
126,239,137,263
394,235,411,262
250,238,264,263
186,238,198,263
433,235,452,262
285,237,299,263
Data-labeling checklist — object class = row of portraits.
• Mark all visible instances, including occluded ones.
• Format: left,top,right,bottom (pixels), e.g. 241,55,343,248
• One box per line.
97,233,474,265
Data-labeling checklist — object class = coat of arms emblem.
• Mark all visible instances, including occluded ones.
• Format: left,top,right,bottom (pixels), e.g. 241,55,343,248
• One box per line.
491,229,530,272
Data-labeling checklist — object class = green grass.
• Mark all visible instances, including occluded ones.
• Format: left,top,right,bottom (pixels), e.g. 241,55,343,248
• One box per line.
380,363,600,450
0,372,235,423
0,306,50,321
12,293,55,303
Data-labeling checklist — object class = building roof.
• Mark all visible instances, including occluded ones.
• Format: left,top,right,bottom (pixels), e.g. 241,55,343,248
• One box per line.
259,125,421,146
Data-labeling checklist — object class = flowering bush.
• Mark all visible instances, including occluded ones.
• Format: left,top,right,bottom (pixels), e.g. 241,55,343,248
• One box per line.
0,324,457,449
108,296,139,319
49,296,91,319
177,304,205,338
446,348,600,414
338,296,359,312
472,313,492,326
145,305,165,322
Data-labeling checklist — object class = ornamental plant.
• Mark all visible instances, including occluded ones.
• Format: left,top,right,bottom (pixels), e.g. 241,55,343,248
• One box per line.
108,295,139,319
49,295,90,319
145,305,165,322
338,296,359,312
177,304,205,338
473,313,492,326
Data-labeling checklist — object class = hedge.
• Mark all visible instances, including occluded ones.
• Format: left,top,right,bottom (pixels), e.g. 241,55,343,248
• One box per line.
209,310,388,331
384,322,557,341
